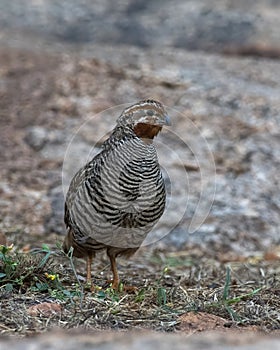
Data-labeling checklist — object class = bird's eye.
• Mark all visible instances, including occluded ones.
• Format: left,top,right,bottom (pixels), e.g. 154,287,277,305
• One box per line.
146,109,154,116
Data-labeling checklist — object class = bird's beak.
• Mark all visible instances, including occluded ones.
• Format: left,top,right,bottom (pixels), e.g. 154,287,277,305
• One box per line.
152,113,171,127
162,113,171,126
138,113,171,126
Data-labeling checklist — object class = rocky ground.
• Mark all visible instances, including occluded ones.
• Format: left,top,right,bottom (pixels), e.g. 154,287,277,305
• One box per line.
1,37,279,256
0,0,279,348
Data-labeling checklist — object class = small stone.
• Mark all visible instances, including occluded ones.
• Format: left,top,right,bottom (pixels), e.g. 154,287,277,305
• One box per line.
24,126,48,151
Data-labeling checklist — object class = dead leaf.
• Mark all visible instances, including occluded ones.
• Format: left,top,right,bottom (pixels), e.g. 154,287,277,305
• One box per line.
28,302,62,317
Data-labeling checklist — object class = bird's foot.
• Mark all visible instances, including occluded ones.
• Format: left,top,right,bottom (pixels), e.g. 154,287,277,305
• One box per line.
84,281,95,292
107,280,137,293
122,285,138,293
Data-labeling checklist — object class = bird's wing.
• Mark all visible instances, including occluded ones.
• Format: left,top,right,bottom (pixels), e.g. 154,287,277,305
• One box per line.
65,137,165,248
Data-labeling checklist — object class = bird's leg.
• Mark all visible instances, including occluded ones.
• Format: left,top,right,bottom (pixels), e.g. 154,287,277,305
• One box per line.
108,254,119,290
107,250,138,292
86,253,93,288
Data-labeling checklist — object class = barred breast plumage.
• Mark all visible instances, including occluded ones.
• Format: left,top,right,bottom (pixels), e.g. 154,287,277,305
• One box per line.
63,99,170,290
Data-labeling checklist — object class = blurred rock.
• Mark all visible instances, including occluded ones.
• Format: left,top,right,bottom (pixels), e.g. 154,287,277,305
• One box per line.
1,42,280,254
0,0,280,57
0,1,280,255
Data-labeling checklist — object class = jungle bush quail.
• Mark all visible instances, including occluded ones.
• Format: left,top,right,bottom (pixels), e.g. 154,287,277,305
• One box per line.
63,99,170,290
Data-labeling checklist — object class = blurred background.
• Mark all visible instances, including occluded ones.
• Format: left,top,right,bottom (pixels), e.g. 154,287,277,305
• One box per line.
0,0,280,259
1,0,280,54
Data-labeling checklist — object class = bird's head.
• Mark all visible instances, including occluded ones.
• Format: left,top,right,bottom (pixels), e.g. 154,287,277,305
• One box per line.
117,99,170,139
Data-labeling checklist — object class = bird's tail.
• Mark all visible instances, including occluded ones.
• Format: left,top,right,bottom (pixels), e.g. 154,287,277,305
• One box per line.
62,228,85,258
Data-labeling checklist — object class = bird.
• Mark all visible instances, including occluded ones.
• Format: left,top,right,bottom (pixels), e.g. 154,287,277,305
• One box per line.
63,99,170,290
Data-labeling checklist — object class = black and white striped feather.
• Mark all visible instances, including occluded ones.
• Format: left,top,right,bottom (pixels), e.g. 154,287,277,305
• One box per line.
64,100,168,254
